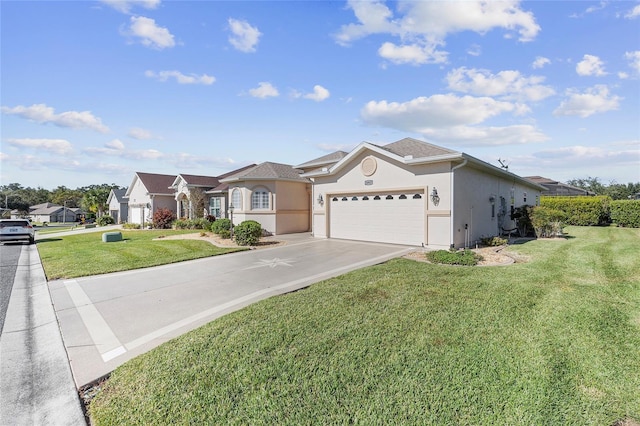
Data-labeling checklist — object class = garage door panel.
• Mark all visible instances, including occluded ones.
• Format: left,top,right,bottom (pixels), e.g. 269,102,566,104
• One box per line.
329,193,424,246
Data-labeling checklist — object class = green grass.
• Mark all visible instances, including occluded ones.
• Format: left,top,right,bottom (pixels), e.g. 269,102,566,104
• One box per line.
37,230,245,279
90,226,640,425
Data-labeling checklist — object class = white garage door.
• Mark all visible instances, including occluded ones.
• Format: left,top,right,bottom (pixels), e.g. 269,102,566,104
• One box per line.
329,192,425,246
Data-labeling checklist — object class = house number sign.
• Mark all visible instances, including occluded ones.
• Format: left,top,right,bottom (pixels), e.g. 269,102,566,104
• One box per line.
364,180,373,186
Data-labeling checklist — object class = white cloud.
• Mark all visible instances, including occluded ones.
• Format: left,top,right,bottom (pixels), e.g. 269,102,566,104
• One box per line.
378,41,448,65
446,67,555,102
128,127,154,140
145,70,215,85
228,18,261,53
335,0,540,63
125,16,175,49
576,54,607,76
532,56,550,69
421,124,548,146
467,44,481,57
302,85,331,102
553,85,621,117
7,138,73,155
625,4,640,19
84,141,164,160
248,82,279,99
1,103,109,133
101,0,160,14
624,51,640,75
361,94,516,131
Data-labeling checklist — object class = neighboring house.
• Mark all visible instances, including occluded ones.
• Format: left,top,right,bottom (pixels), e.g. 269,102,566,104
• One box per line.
107,188,128,223
169,165,256,220
125,172,177,226
301,138,545,248
15,202,80,223
525,176,595,197
219,162,311,235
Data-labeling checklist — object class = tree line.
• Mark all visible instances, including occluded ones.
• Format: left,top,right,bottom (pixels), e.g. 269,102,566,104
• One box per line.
1,183,124,218
566,177,640,200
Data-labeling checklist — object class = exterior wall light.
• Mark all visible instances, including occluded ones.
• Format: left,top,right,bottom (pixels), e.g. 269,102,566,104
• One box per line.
430,188,440,206
317,194,324,206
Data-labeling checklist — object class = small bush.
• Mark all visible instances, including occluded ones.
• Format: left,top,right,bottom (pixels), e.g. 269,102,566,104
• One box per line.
211,218,232,235
426,249,482,266
530,206,567,238
96,215,115,226
152,208,176,229
122,222,141,229
234,220,262,246
480,236,508,246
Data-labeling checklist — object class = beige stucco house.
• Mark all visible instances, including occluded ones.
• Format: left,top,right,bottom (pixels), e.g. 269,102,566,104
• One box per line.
300,138,544,248
219,162,311,235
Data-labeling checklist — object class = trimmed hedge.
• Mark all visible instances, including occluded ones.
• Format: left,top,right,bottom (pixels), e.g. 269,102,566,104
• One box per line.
530,206,567,238
610,200,640,228
540,196,610,226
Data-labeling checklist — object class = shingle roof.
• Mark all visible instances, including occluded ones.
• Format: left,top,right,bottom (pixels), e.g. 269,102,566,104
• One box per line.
377,137,458,158
29,202,58,211
221,162,308,182
177,174,221,187
136,172,177,194
296,151,349,169
110,188,127,202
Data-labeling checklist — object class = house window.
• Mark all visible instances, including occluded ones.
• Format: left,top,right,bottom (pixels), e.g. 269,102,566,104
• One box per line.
209,197,221,218
251,189,270,209
374,195,381,200
231,188,242,210
399,194,407,199
362,196,369,200
413,194,422,199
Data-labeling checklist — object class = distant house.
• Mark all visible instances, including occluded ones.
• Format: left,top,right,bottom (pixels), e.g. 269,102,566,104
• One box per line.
169,165,256,220
525,176,595,196
13,202,81,223
107,188,128,223
124,172,177,226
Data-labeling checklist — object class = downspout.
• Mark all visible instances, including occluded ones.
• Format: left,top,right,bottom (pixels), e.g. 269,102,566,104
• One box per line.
450,159,468,249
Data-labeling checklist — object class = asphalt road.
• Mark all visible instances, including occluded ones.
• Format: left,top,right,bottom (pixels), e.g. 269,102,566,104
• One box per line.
0,243,23,335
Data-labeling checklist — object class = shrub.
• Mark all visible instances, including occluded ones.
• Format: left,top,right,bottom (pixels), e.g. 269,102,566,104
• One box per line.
211,218,232,235
610,200,640,228
480,236,508,246
234,220,263,246
122,222,141,229
541,196,611,226
96,215,115,226
426,249,482,266
152,208,176,229
530,206,567,238
511,205,534,236
172,218,211,230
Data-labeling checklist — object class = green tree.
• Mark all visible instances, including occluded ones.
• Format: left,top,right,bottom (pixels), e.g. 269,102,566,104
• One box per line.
81,184,122,217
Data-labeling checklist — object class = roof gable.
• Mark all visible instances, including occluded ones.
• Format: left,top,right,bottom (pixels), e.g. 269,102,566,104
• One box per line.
129,172,177,195
295,151,349,170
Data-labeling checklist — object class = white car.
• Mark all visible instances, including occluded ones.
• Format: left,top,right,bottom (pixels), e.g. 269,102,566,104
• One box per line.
0,219,36,244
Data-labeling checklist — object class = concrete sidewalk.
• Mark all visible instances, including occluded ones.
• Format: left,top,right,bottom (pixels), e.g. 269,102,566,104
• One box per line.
49,235,413,387
0,244,85,426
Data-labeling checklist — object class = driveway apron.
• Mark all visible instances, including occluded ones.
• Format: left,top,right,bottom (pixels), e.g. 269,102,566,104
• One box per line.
48,237,413,387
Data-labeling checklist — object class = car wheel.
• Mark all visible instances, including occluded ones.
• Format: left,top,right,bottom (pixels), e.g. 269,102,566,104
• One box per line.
29,237,35,245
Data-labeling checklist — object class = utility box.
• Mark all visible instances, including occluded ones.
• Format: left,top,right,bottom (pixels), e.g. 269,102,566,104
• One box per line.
102,232,123,242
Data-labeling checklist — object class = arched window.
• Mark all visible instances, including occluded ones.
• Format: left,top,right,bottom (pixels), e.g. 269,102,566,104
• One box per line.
251,188,270,209
231,188,242,210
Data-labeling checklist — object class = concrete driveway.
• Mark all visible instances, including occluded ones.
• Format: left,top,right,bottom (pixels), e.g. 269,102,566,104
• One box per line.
49,234,413,387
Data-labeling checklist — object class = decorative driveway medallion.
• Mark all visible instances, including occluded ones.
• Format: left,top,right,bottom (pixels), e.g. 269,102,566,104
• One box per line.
244,257,295,270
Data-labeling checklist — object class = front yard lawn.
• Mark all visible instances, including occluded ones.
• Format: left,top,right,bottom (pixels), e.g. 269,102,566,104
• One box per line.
89,226,640,425
37,230,246,279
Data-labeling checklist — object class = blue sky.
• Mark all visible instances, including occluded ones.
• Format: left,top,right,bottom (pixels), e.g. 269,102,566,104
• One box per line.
1,0,639,189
